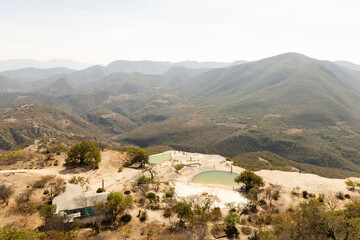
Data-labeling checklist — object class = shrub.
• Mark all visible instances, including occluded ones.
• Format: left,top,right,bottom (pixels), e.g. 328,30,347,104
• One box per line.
68,176,84,185
46,144,66,154
241,226,252,235
272,190,280,200
137,176,154,185
124,190,131,195
53,160,59,166
174,164,184,172
96,188,105,193
318,193,325,203
259,199,267,207
163,208,172,218
291,187,300,196
336,192,345,200
0,185,13,205
165,187,175,198
146,192,156,200
302,191,308,199
139,211,147,222
32,176,51,188
264,215,272,225
0,151,25,165
118,166,124,172
120,214,132,223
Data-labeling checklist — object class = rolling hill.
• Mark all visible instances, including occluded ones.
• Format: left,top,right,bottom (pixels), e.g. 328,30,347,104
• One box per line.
0,67,75,82
0,104,102,150
1,53,360,178
0,76,25,92
120,53,360,177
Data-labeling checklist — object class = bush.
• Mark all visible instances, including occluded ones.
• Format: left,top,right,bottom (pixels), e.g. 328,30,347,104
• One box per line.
53,160,59,166
272,190,280,200
165,187,175,198
120,214,132,223
163,208,172,218
0,185,13,205
336,192,345,200
174,164,184,172
46,144,66,154
137,176,154,185
65,141,101,167
0,151,25,165
302,191,308,199
118,166,124,172
96,188,105,193
259,199,267,207
264,215,272,225
291,187,300,196
68,176,86,185
241,226,252,235
146,192,156,200
32,176,53,188
139,211,147,222
318,193,325,203
124,190,131,195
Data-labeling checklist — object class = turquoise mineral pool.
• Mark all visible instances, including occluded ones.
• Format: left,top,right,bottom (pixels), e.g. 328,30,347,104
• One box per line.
149,153,172,165
192,171,239,187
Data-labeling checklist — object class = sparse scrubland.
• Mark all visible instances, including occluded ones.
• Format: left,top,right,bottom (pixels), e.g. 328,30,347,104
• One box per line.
0,141,360,239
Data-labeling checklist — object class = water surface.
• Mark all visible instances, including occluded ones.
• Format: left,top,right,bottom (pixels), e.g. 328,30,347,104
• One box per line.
149,153,172,164
192,170,239,187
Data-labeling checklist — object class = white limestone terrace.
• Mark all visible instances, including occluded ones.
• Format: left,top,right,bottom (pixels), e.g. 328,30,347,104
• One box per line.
151,150,248,208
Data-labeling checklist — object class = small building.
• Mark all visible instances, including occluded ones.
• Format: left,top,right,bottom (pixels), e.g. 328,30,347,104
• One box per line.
53,183,109,222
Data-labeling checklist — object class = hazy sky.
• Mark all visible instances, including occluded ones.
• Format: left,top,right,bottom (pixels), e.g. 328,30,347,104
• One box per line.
1,0,360,65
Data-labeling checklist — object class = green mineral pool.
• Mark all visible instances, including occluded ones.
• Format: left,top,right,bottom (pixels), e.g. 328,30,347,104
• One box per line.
149,153,172,165
192,171,239,187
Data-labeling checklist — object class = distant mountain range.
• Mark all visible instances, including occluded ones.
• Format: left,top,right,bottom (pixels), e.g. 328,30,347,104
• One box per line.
0,59,92,71
1,53,360,178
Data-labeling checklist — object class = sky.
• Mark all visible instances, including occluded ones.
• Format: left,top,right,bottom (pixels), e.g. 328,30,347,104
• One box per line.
0,0,360,65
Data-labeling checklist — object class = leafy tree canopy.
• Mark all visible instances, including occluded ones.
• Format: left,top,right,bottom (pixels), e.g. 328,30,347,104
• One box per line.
235,170,264,191
65,140,101,167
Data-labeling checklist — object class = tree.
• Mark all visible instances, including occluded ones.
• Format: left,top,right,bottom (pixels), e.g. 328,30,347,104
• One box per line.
44,175,65,200
235,170,264,192
174,200,193,225
15,190,39,227
0,184,13,205
130,149,149,168
65,140,101,167
39,204,57,220
224,212,241,237
106,192,134,220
